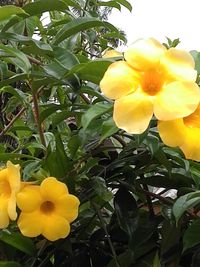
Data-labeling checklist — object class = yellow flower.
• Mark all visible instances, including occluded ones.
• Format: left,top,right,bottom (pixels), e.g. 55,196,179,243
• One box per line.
158,104,200,161
0,161,21,228
102,49,122,58
17,177,80,241
100,38,200,134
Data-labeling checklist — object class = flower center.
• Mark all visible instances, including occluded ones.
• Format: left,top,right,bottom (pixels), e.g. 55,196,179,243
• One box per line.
183,106,200,128
40,201,55,214
141,69,163,96
0,180,11,197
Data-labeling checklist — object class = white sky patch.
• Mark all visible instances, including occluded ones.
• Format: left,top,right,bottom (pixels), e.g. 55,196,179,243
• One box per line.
109,0,200,51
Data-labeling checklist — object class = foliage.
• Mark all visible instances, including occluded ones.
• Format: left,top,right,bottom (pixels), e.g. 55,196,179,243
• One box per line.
0,1,200,267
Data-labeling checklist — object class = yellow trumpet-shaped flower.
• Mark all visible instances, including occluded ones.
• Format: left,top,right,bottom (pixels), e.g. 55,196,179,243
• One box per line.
100,38,200,134
17,177,80,241
0,161,21,228
158,104,200,161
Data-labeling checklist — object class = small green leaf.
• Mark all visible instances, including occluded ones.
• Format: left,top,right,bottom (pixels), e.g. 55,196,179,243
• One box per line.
97,1,121,10
116,0,132,11
81,102,112,130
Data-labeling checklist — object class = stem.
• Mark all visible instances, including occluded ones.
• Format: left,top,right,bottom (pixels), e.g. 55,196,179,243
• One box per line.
142,184,155,217
32,89,46,147
93,203,121,267
0,107,26,138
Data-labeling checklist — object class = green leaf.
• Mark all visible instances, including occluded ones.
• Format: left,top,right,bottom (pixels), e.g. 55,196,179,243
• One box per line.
0,44,31,73
81,102,112,130
53,17,118,45
183,219,200,251
0,5,27,22
114,187,138,242
173,191,200,223
69,60,112,84
152,252,161,267
0,230,36,256
23,0,79,16
97,1,121,10
0,262,22,267
190,50,200,74
116,0,132,11
100,117,118,142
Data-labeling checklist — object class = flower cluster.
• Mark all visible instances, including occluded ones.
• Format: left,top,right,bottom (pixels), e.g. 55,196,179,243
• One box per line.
0,161,80,241
100,38,200,161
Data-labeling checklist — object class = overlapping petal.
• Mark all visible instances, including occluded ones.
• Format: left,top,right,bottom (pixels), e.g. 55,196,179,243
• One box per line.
161,48,197,82
18,210,43,237
100,61,139,100
158,105,200,161
154,81,200,120
42,214,70,241
124,38,166,71
113,91,153,134
40,177,68,201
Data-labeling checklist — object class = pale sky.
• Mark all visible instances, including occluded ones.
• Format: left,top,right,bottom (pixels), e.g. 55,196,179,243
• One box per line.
109,0,200,51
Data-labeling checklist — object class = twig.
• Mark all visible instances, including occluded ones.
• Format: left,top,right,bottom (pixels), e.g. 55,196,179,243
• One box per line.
0,107,26,138
27,55,43,66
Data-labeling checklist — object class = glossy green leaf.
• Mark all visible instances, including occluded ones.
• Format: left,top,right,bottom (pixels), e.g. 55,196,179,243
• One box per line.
97,1,121,10
53,17,118,45
0,5,27,22
81,102,112,130
23,0,80,16
100,117,118,142
0,231,36,256
173,191,200,223
0,44,31,73
69,60,112,84
116,0,132,11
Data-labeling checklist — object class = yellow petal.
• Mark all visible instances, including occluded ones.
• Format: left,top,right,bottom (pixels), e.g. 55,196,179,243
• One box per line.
56,194,80,223
154,81,200,120
0,169,7,182
158,119,186,147
102,50,122,58
124,38,166,71
0,200,9,228
42,214,70,241
161,48,197,82
7,161,21,193
17,210,43,237
8,193,17,220
113,91,153,134
17,185,42,212
100,61,139,100
180,128,200,161
40,177,68,201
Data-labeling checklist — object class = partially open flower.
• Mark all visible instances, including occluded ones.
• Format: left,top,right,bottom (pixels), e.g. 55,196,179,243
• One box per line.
100,38,200,134
158,104,200,161
0,161,21,228
17,177,80,241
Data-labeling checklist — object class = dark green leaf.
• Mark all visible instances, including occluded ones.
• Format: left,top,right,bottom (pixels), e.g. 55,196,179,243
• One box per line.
0,230,36,256
100,117,118,142
183,219,200,251
0,262,22,267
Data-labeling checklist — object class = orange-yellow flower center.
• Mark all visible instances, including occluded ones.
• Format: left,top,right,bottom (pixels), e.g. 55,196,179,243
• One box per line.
141,69,164,96
183,106,200,128
40,201,55,214
0,180,11,198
